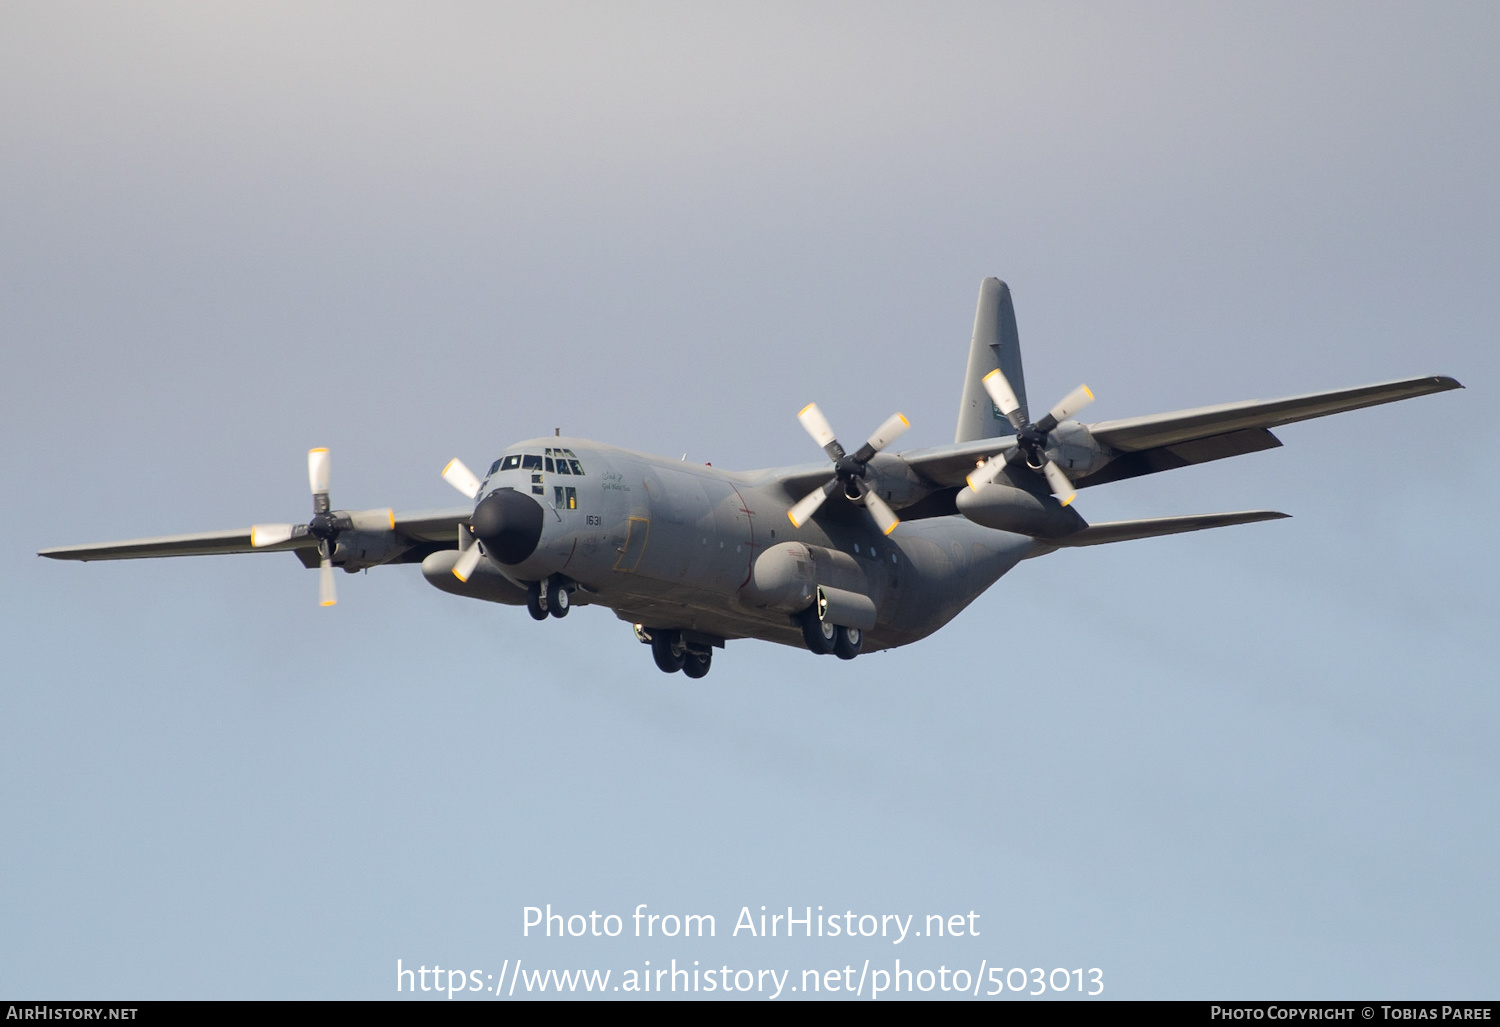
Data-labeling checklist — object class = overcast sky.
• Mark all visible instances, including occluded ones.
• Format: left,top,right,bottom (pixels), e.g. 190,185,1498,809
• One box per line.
2,2,1495,1000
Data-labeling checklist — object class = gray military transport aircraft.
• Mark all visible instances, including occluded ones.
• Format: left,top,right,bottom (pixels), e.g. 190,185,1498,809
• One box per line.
42,279,1461,678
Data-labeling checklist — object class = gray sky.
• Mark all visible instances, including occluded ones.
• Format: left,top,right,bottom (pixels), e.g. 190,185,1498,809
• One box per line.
2,2,1495,1000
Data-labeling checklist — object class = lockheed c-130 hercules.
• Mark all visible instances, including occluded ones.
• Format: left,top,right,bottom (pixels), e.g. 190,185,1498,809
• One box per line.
41,279,1461,678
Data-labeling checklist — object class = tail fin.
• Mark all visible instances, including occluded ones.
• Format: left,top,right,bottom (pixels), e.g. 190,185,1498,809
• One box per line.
955,278,1028,442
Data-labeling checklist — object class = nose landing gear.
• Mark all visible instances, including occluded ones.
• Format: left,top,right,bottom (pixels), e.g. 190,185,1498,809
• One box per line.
526,576,572,620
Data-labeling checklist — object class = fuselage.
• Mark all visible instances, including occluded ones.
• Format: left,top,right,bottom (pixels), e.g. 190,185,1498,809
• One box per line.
435,436,1031,653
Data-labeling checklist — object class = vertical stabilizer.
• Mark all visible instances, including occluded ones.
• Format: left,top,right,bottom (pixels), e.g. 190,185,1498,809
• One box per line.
954,278,1028,443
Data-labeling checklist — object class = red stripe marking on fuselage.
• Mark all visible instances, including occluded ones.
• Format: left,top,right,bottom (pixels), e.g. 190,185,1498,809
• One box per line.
728,482,756,589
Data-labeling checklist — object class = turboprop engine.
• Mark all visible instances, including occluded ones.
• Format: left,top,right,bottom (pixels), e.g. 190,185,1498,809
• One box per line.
954,483,1086,539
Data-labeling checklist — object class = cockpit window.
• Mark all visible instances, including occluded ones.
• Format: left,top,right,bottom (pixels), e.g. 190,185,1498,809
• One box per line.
554,459,572,475
568,460,584,475
544,457,555,472
521,454,543,471
499,454,522,472
488,459,503,476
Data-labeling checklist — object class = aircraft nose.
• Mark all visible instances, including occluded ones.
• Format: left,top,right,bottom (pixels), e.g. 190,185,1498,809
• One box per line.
470,488,545,565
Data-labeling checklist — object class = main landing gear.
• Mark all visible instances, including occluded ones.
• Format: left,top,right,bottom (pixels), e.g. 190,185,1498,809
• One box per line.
526,577,572,621
799,608,862,660
637,625,715,678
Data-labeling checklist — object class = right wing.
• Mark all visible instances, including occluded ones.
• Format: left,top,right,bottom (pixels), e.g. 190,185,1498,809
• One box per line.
38,506,472,562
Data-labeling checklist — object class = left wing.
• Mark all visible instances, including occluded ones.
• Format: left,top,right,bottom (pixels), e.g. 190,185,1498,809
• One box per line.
892,375,1462,492
1086,375,1461,453
38,506,471,562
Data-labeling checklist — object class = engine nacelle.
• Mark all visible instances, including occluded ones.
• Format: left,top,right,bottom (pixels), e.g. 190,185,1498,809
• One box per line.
421,549,530,606
955,483,1087,538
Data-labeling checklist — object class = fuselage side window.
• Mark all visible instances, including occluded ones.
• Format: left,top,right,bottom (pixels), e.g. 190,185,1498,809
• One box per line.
565,486,577,510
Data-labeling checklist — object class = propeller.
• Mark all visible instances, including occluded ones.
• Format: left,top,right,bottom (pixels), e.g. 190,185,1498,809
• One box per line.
787,404,910,534
441,458,485,582
966,370,1094,506
249,448,394,606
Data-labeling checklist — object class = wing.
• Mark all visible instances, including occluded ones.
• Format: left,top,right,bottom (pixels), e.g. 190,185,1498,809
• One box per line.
38,506,471,562
897,375,1461,492
888,437,1018,490
1087,375,1461,452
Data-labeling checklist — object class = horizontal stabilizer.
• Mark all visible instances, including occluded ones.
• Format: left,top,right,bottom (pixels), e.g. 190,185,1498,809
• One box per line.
1039,509,1289,549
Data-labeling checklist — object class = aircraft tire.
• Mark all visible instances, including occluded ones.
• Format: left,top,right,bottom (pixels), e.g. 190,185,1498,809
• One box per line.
547,579,570,618
799,609,836,655
834,626,862,660
526,582,548,621
652,631,685,673
681,650,711,679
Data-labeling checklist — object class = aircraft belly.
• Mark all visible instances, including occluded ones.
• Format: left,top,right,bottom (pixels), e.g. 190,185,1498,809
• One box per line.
879,519,1030,647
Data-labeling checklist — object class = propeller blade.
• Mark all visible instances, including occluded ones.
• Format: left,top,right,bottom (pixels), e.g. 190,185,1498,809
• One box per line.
981,369,1028,431
788,479,836,528
1043,460,1078,507
1046,383,1095,425
861,487,901,536
318,556,337,607
347,508,396,532
250,523,295,548
308,448,331,513
442,458,482,500
965,448,1017,490
865,412,911,453
797,403,839,451
451,544,484,583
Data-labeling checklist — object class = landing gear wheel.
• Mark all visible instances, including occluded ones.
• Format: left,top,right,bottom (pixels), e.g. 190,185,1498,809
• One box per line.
800,609,836,655
651,630,685,673
526,582,548,621
834,625,862,660
681,649,712,679
547,578,570,618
